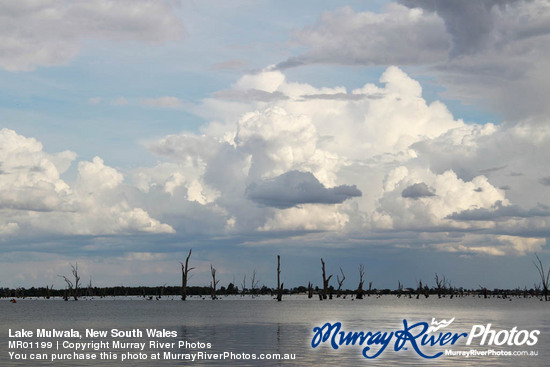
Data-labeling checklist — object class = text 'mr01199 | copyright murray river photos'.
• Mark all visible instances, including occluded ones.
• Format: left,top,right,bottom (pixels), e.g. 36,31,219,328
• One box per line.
7,327,296,362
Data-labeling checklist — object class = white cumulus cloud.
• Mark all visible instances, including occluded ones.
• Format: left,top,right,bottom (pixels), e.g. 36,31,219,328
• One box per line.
0,129,174,236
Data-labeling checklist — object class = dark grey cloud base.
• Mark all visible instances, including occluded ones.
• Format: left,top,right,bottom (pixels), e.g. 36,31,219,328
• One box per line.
246,170,361,209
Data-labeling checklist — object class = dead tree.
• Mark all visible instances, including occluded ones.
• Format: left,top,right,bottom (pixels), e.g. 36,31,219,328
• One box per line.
87,278,93,297
416,280,429,298
534,254,549,301
479,285,488,299
157,283,166,299
241,275,246,296
210,265,220,300
307,282,313,298
533,283,541,298
416,280,423,299
336,267,345,298
59,263,81,301
435,273,446,298
250,270,259,298
356,264,365,299
276,255,283,301
367,281,373,297
448,280,454,299
397,280,403,298
320,258,333,300
45,284,53,299
180,249,195,301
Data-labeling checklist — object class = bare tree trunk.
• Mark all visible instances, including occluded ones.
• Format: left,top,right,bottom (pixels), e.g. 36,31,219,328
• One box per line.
479,285,488,299
320,258,333,300
534,254,549,301
210,265,220,300
397,280,403,298
356,264,365,299
276,255,283,301
87,278,93,297
46,284,53,299
180,249,195,300
241,275,246,297
250,270,259,298
157,283,166,300
307,282,313,298
416,280,422,299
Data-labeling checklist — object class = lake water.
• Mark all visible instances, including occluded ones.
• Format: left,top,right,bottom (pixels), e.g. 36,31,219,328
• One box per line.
1,295,548,366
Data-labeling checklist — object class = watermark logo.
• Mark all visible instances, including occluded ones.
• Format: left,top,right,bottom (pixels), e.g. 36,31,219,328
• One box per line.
466,324,539,346
427,317,455,333
311,319,539,360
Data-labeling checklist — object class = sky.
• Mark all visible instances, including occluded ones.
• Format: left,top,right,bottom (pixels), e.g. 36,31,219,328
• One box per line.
1,0,550,290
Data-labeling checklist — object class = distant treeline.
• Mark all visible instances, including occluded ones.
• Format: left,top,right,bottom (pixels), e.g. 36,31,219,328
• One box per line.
1,284,547,300
3,253,549,302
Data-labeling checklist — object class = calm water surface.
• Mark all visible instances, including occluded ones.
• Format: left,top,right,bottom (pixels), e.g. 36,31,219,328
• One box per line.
1,295,548,366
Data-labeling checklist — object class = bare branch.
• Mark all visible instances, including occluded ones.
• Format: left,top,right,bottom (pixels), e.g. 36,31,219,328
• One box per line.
534,254,549,301
336,267,346,298
58,262,80,301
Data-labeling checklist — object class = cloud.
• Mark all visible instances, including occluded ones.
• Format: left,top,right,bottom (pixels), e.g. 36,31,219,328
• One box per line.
259,205,353,232
479,165,507,174
148,67,524,243
447,201,550,221
299,92,384,101
399,0,520,57
280,1,550,120
0,128,74,213
111,97,129,106
0,129,174,236
409,120,550,209
277,4,449,69
401,182,436,199
141,96,184,109
539,177,550,186
400,0,550,119
192,65,464,163
76,156,123,192
213,89,288,102
5,66,550,259
246,170,361,209
375,167,507,230
428,234,545,256
0,0,184,71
